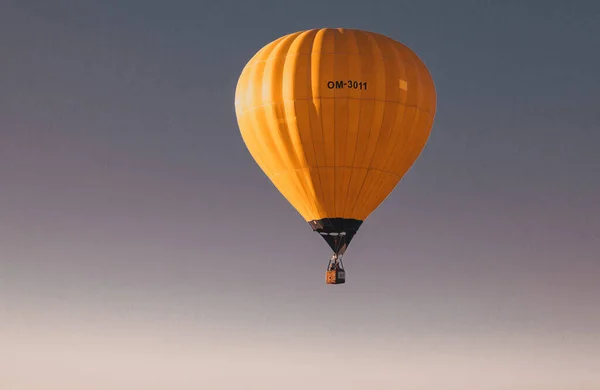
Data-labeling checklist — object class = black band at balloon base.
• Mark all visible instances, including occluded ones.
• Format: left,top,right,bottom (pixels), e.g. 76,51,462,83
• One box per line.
308,218,363,255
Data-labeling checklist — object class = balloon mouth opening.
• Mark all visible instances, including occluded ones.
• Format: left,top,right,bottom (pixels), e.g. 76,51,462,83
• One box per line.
308,218,363,255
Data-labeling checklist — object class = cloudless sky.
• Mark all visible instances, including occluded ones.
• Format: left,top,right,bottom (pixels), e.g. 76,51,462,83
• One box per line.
1,1,599,389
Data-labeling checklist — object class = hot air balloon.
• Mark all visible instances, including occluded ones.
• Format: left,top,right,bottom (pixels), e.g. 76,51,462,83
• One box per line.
234,28,436,284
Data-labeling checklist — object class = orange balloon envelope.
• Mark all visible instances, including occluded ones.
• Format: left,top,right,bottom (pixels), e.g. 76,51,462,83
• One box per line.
234,28,436,279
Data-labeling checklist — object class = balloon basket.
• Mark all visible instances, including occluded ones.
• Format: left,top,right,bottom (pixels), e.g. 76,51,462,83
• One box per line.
325,255,345,285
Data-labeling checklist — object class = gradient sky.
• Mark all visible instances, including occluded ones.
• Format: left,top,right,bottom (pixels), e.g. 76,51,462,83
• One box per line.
1,1,599,389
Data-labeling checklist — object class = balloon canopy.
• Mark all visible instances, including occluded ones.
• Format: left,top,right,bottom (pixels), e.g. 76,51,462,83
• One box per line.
234,28,436,265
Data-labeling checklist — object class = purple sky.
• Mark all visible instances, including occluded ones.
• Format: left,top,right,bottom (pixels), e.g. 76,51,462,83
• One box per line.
1,1,599,389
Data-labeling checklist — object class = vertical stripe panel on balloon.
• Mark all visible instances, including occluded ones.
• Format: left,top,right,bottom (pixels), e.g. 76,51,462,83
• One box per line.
244,61,279,179
264,35,302,174
316,29,336,215
262,38,312,217
247,39,288,180
303,37,330,221
342,30,374,219
308,31,328,220
369,41,409,173
384,49,429,177
235,65,273,177
352,35,404,218
237,56,273,176
283,31,322,219
376,43,423,178
367,35,402,170
347,33,387,219
358,33,387,166
350,30,377,168
333,29,350,217
340,29,362,219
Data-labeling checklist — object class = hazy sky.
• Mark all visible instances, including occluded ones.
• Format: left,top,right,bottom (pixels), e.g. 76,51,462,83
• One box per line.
1,1,599,389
